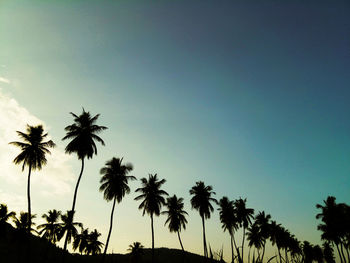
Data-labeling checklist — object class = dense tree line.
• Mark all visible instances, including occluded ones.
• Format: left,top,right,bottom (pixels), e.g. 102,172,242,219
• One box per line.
2,109,347,263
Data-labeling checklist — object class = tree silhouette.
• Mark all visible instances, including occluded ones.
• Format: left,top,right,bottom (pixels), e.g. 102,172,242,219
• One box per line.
99,157,135,262
73,227,90,254
128,242,144,263
234,198,254,263
323,242,336,263
13,212,38,235
218,196,240,263
10,124,55,232
135,174,168,263
189,181,217,258
58,210,83,248
254,211,271,262
0,203,16,224
162,195,188,251
85,229,103,255
37,209,62,244
247,222,264,262
62,109,107,251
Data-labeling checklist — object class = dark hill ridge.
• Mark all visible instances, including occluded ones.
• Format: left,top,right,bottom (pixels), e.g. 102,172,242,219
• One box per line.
0,223,219,263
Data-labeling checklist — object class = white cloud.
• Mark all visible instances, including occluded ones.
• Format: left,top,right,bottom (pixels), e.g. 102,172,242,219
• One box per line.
0,76,11,84
0,91,75,210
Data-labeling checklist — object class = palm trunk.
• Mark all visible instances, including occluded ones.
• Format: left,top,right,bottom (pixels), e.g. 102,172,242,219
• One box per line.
64,157,84,251
242,227,246,263
151,213,154,263
248,247,251,263
27,165,32,233
177,231,184,251
345,246,350,263
261,241,266,263
101,197,116,263
233,233,242,263
336,244,344,263
230,234,234,263
285,249,289,263
340,243,347,263
201,216,207,258
277,246,282,263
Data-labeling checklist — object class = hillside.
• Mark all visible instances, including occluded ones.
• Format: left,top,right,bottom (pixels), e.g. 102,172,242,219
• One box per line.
0,223,219,263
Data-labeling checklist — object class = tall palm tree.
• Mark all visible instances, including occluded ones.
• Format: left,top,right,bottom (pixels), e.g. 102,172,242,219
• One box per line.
247,222,264,263
135,174,168,263
99,157,135,262
234,198,254,263
189,181,217,258
254,211,271,263
58,210,83,248
37,209,62,244
62,109,107,250
85,229,103,255
218,196,240,263
10,124,55,232
162,195,188,251
0,204,16,224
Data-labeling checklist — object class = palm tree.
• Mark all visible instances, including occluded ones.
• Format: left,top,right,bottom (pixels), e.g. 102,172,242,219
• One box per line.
13,212,38,235
162,195,188,251
234,198,254,263
10,124,55,232
218,197,240,263
189,181,217,258
62,109,107,250
99,157,135,262
323,242,336,263
0,204,16,224
73,227,90,254
86,229,103,255
247,222,264,263
37,209,62,244
128,242,144,263
254,211,271,263
58,210,83,248
135,174,168,262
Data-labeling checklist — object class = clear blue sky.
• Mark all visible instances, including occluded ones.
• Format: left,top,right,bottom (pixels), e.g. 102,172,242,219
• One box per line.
0,0,349,259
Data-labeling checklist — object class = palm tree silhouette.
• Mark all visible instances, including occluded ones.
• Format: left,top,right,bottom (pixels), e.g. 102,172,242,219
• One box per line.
162,195,188,251
254,211,271,262
73,227,90,254
0,203,16,224
13,212,38,235
85,229,104,255
58,210,83,248
10,124,55,232
247,222,264,263
37,209,62,244
135,174,168,263
323,242,336,263
189,181,217,258
218,196,240,263
62,109,107,250
128,242,144,263
99,157,135,262
234,198,254,263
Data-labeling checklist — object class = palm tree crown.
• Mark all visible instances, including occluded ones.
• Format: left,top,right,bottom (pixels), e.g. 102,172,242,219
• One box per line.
10,124,55,171
135,174,168,217
0,204,16,224
162,195,188,233
62,109,107,160
189,181,217,219
37,209,62,244
99,157,135,202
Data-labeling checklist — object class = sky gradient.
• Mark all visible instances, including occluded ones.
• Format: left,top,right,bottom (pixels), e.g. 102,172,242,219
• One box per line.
0,0,349,260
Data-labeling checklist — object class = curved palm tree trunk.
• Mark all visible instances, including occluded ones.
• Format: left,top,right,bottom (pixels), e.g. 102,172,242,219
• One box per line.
27,165,32,233
230,234,234,263
101,197,116,263
151,213,154,263
201,216,207,258
64,157,84,251
345,246,350,263
177,231,184,251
